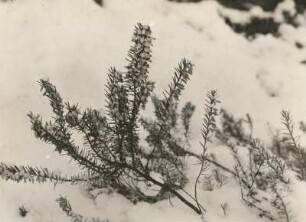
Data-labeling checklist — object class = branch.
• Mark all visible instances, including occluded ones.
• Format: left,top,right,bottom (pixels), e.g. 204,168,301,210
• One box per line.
194,90,219,215
0,163,91,185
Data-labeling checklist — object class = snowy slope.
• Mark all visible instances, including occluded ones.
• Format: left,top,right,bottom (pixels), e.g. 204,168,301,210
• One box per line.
0,0,306,221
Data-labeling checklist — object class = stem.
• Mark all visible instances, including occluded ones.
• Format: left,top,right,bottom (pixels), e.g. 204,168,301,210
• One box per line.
123,163,202,214
169,187,202,214
194,154,206,214
184,150,236,177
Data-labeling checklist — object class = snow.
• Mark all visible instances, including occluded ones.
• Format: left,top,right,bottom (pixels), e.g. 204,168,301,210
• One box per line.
1,0,306,221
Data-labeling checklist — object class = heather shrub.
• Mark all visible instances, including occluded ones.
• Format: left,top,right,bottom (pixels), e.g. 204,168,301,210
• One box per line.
0,23,302,222
0,23,216,218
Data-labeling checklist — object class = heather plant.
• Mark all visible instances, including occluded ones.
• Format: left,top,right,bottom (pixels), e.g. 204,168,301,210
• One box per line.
269,112,306,181
0,23,302,222
57,196,108,222
229,141,291,221
216,109,293,221
280,111,306,180
0,23,219,218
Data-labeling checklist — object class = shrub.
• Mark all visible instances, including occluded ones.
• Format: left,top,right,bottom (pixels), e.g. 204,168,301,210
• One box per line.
216,109,293,221
0,23,220,218
0,23,301,222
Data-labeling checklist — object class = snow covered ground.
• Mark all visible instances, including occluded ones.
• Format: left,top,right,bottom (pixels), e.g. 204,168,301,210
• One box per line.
0,0,306,221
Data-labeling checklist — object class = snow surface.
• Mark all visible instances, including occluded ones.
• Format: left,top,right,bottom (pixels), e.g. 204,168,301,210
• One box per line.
0,0,306,221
